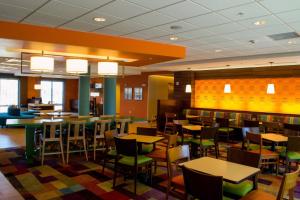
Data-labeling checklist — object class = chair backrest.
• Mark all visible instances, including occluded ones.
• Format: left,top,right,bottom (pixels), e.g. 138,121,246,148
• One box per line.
246,132,262,153
182,166,223,200
43,121,63,139
165,112,176,123
287,136,300,152
94,119,111,137
167,145,190,179
116,118,131,134
201,127,218,140
227,148,261,168
114,137,137,157
244,120,259,127
68,120,86,139
277,166,300,200
242,127,260,139
283,123,300,136
262,121,281,133
216,118,229,127
201,116,214,126
136,127,157,136
166,134,178,150
104,130,115,150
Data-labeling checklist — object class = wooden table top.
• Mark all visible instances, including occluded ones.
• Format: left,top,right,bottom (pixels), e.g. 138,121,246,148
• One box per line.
182,125,202,131
262,133,288,143
180,157,260,184
186,115,199,119
173,120,189,125
120,134,164,144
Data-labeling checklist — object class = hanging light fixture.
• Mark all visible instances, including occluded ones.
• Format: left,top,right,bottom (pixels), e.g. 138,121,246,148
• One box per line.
98,58,118,76
224,84,231,93
267,83,275,94
34,84,41,90
30,56,54,72
185,84,191,93
66,59,88,74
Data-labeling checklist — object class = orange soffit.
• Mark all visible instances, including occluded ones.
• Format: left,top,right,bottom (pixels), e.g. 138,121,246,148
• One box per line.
0,21,185,66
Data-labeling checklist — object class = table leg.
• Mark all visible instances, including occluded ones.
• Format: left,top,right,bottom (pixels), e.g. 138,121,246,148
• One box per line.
25,125,36,163
252,174,258,190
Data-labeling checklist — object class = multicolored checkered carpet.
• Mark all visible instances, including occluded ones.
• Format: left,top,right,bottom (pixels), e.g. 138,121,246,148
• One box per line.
0,147,300,200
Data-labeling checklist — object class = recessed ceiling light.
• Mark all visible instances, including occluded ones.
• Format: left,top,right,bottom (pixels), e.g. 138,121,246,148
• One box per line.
254,20,266,26
94,17,106,22
288,40,296,44
249,40,255,44
170,36,178,41
237,12,244,16
215,49,222,53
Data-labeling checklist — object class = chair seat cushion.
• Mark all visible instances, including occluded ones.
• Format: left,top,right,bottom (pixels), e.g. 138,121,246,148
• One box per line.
171,175,184,189
223,180,253,197
190,139,215,147
141,144,154,153
246,144,271,151
280,151,300,160
107,149,117,156
240,190,276,200
146,150,166,160
118,155,152,166
177,137,192,143
250,149,278,157
218,127,234,132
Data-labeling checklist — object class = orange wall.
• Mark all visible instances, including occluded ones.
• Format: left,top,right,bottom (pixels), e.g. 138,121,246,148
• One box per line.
194,77,300,114
27,77,40,99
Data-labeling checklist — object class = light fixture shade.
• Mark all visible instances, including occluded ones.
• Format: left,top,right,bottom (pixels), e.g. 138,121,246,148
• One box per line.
30,56,54,72
34,84,41,90
185,84,192,93
224,84,231,93
98,61,118,76
90,92,100,97
267,83,275,94
66,59,88,74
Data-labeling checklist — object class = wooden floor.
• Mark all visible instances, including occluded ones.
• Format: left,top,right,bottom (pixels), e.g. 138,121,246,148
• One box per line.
0,128,25,148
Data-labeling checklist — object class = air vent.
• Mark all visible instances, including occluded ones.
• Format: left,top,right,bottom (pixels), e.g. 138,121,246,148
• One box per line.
268,32,300,41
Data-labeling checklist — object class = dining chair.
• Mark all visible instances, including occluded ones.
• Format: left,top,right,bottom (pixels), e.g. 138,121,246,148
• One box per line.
240,166,300,200
93,119,111,160
113,137,152,195
166,145,190,199
176,120,192,145
244,120,260,127
262,121,281,133
116,118,131,136
246,132,279,175
40,121,65,165
283,123,300,136
190,127,219,158
236,127,260,150
102,130,117,173
279,136,300,172
66,120,88,164
164,112,177,134
224,148,261,197
182,166,231,200
147,134,178,174
216,117,235,141
136,127,157,154
200,116,214,127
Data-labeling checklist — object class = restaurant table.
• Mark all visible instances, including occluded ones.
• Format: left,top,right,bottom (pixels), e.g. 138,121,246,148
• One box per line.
180,157,260,189
262,133,288,151
120,134,164,144
6,117,100,163
182,125,202,131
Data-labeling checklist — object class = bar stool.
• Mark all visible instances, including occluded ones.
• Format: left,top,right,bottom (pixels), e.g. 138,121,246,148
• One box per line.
116,118,131,136
40,121,65,165
66,120,88,164
93,119,111,160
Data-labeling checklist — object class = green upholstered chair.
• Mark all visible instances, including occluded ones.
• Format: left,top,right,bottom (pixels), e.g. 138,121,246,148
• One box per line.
113,137,152,195
102,130,117,173
182,166,232,200
279,136,300,172
136,127,157,154
190,127,219,158
216,118,235,141
224,148,261,198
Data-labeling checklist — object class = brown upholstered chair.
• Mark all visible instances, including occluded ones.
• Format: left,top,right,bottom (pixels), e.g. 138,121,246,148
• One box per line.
246,132,279,175
241,166,300,200
164,112,177,134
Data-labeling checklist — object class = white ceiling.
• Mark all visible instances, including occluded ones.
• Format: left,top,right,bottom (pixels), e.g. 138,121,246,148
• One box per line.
1,0,300,72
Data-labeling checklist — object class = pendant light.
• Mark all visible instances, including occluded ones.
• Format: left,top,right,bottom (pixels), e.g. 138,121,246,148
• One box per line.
98,57,118,76
224,84,231,93
66,59,88,74
267,83,275,94
30,56,54,72
185,84,191,93
34,84,41,90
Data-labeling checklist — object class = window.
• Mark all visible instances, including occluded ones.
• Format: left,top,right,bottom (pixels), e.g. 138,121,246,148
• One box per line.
134,87,143,100
41,80,64,111
124,87,132,100
0,79,19,112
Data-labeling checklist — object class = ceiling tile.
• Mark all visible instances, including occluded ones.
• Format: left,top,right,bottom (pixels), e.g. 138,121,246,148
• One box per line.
96,0,150,19
23,12,68,27
176,29,214,39
131,11,175,26
237,15,282,29
57,0,112,9
289,21,300,32
205,22,246,34
0,3,32,22
184,13,230,28
276,9,300,23
125,0,184,9
259,0,300,13
253,24,294,35
156,21,198,33
176,39,208,47
191,0,253,11
158,0,210,19
223,30,261,41
195,36,232,45
38,0,89,19
0,0,48,10
100,20,148,35
93,27,123,36
125,28,170,39
218,2,270,21
61,20,100,31
152,35,190,44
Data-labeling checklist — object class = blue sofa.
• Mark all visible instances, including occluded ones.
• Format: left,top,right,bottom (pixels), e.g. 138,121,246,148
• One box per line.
0,107,37,127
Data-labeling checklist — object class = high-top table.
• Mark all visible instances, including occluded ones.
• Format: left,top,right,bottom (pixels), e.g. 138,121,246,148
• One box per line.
6,117,99,163
180,157,260,189
262,133,288,151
